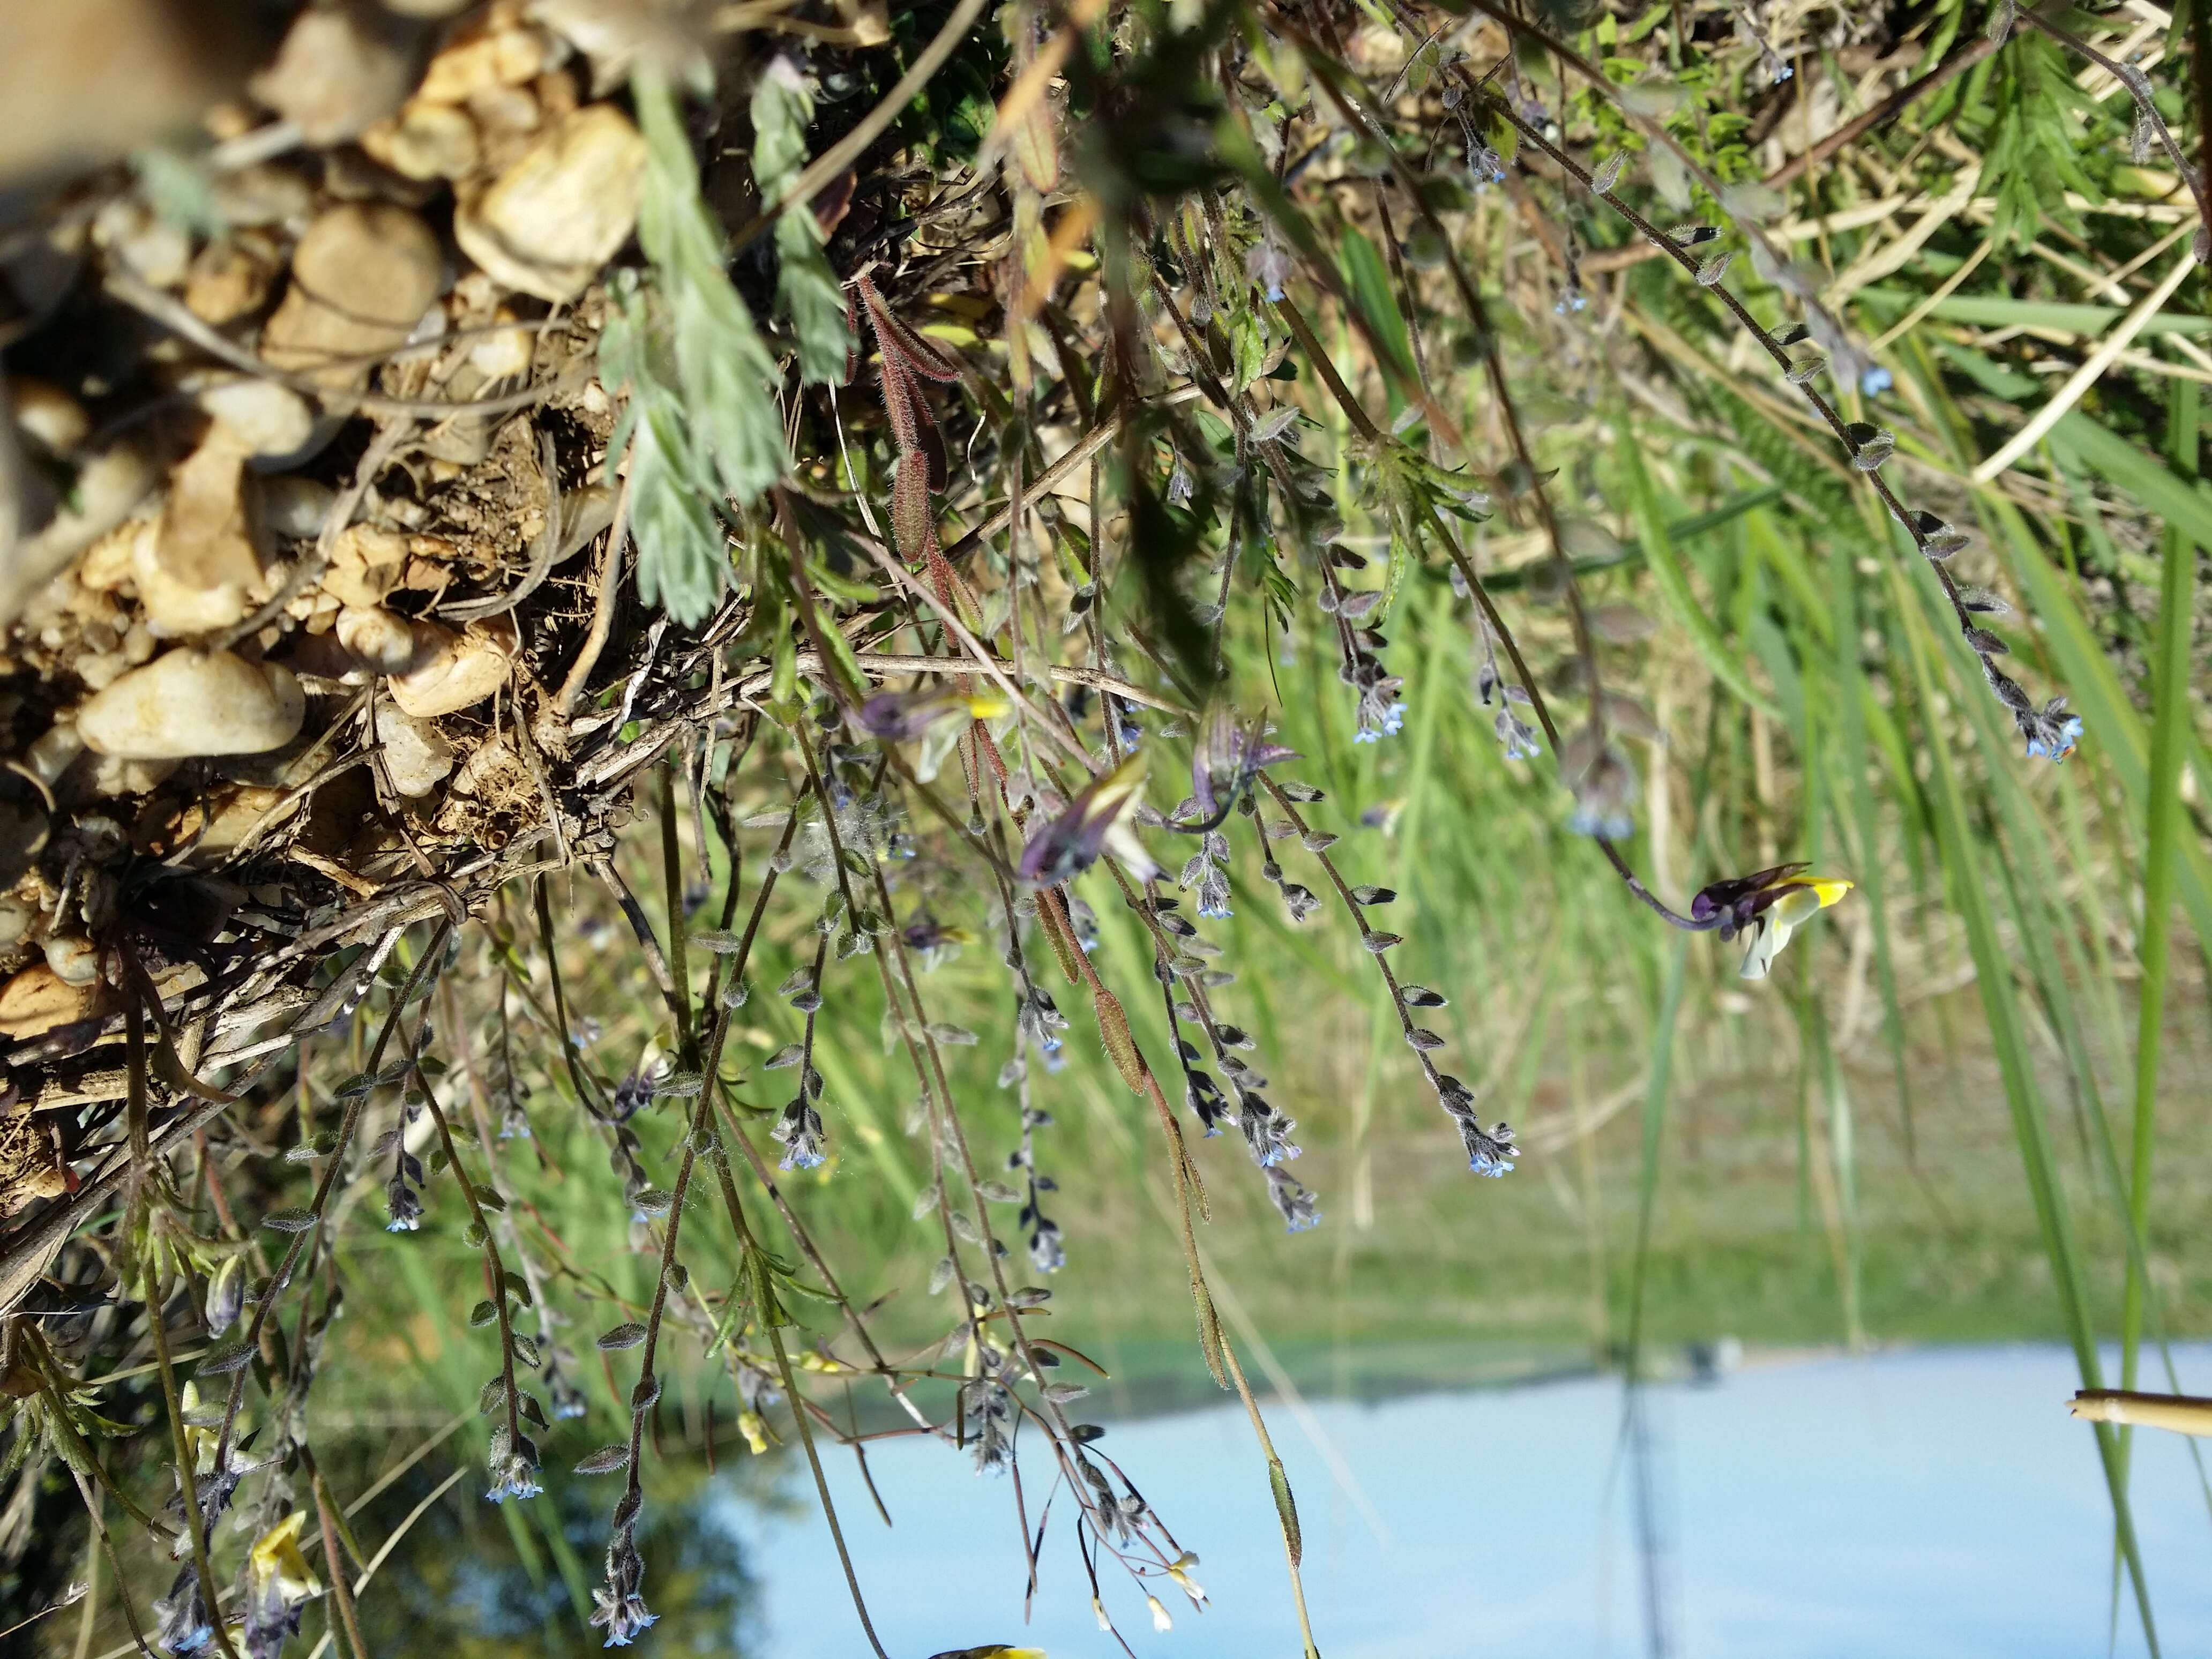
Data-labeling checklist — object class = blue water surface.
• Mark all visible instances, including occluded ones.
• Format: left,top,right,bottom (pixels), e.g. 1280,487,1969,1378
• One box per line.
728,1343,2212,1658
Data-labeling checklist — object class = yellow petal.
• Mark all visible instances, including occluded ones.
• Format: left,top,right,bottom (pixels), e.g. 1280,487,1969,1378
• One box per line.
249,1512,322,1601
1780,874,1854,909
1088,752,1148,813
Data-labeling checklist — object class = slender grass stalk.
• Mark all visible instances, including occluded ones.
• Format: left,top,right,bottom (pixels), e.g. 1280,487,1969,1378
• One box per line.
2120,382,2199,1404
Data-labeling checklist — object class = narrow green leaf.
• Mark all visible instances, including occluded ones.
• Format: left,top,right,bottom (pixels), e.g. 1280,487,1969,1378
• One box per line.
1613,421,1780,719
1337,226,1414,388
1893,563,2161,1657
2120,383,2198,1400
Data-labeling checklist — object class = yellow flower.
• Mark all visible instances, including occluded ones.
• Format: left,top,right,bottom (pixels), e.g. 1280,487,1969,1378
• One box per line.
1738,875,1853,980
248,1512,322,1604
1167,1551,1208,1608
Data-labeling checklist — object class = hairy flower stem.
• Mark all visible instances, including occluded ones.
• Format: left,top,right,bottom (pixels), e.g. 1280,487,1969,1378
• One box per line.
310,1475,370,1659
1218,1335,1321,1659
20,1330,164,1537
2019,9,2211,236
534,876,609,1113
1473,95,2046,706
144,1253,240,1659
214,922,451,1475
784,723,974,1283
625,768,895,1649
395,1007,528,1478
1283,26,1611,728
65,1468,153,1659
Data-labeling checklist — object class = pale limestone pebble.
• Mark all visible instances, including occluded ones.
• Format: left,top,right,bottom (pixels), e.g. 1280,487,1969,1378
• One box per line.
76,652,132,692
261,476,337,541
468,80,542,139
449,730,517,798
261,204,443,390
2,441,158,626
467,313,535,380
133,520,250,636
416,7,554,104
388,619,510,716
80,753,178,797
182,240,275,325
23,724,84,788
453,103,643,303
1,0,242,185
377,539,461,599
360,100,481,180
321,523,410,609
246,2,415,145
527,0,699,88
372,703,455,796
74,519,145,592
0,901,32,950
334,604,415,671
197,378,315,459
174,784,286,868
535,66,580,122
10,378,88,453
155,430,263,590
212,163,314,230
73,590,125,634
90,196,191,287
281,627,365,683
0,963,100,1039
297,592,345,636
77,650,305,759
42,936,99,987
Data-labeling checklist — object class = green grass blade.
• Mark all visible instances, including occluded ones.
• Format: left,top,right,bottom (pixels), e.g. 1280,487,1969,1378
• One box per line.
1893,564,2161,1657
1621,937,1689,1367
1828,537,1914,1153
2051,412,2212,555
2121,384,2200,1399
1977,488,2212,949
1612,419,1780,719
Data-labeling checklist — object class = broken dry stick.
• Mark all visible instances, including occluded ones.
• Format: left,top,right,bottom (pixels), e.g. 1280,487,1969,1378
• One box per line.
2069,1389,2212,1437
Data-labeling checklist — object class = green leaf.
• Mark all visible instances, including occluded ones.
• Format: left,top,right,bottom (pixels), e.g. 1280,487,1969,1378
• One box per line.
2050,412,2212,554
1266,1457,1303,1566
753,59,855,386
2120,384,2198,1403
1612,419,1780,719
1337,226,1414,389
1893,562,2162,1656
632,65,788,509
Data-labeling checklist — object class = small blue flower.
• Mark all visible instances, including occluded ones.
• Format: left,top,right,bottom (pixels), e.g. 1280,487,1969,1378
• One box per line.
1567,804,1635,839
2026,713,2083,763
1860,364,1893,396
